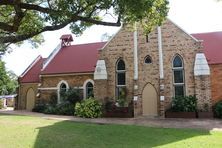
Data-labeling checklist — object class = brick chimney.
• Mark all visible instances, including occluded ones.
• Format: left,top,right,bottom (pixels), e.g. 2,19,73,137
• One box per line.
60,34,73,47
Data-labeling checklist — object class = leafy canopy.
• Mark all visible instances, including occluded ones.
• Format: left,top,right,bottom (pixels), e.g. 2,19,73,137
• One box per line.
0,60,18,95
0,0,169,54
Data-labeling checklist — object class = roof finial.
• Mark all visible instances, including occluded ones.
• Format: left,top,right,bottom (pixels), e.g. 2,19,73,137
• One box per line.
60,34,73,47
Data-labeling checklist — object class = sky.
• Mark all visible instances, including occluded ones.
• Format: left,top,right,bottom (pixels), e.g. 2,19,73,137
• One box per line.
2,0,222,76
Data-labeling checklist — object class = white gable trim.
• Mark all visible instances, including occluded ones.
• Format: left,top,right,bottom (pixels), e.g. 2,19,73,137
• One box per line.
42,43,62,71
20,55,41,78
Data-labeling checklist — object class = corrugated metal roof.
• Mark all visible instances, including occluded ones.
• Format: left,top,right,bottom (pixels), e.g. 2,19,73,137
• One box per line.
19,57,45,83
41,42,106,75
192,32,222,64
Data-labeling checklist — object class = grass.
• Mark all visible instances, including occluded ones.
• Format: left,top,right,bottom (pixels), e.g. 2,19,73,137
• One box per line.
0,115,222,148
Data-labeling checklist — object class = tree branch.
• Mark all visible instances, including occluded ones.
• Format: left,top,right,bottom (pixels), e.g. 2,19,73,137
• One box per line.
0,22,14,32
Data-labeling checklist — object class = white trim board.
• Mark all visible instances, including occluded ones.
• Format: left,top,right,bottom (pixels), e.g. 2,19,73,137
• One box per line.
42,43,61,71
20,55,41,78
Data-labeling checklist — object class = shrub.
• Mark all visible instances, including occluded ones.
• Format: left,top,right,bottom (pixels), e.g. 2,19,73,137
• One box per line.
32,100,46,113
116,88,127,107
49,92,58,106
0,99,4,109
60,88,82,104
75,98,102,118
39,88,82,115
55,102,75,115
43,105,57,114
214,101,222,118
171,95,197,112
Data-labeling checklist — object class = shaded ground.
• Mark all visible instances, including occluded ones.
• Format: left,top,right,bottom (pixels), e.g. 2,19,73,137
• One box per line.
0,114,222,148
0,109,222,131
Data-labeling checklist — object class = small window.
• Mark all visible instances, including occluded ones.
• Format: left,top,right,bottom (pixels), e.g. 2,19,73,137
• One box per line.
60,83,67,93
144,55,152,64
86,82,94,98
57,81,69,103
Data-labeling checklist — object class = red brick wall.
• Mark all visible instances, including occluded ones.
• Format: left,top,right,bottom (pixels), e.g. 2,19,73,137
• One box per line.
210,64,222,105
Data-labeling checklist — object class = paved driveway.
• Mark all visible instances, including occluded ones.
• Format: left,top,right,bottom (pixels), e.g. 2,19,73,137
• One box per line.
0,109,222,131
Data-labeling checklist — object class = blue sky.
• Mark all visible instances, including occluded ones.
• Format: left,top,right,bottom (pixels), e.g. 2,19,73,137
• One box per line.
3,0,222,76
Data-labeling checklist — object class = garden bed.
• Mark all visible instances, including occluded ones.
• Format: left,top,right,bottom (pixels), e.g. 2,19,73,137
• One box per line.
197,112,214,118
165,111,197,118
103,107,133,118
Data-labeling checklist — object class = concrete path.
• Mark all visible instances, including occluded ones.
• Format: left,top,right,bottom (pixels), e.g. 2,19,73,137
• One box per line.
0,109,222,132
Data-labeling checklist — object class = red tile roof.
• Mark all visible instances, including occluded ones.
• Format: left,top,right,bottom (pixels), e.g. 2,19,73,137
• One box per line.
192,32,222,64
41,42,106,75
19,56,45,83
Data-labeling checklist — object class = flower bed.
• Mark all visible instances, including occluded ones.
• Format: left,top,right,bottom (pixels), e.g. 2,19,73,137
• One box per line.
165,111,197,118
103,101,133,118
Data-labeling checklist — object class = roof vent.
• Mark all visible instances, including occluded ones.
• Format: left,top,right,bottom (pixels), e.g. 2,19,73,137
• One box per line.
60,34,73,47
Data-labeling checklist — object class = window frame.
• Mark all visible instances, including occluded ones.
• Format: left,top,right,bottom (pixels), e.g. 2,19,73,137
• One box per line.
57,80,69,104
83,79,94,99
116,59,126,99
172,55,185,97
85,81,94,99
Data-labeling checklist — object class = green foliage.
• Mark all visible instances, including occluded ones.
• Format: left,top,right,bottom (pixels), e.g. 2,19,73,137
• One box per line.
32,100,47,113
214,101,222,118
0,99,4,109
117,88,127,107
42,88,82,115
171,95,197,112
48,92,58,106
75,98,102,118
44,103,75,115
60,88,82,104
0,0,169,54
0,60,18,95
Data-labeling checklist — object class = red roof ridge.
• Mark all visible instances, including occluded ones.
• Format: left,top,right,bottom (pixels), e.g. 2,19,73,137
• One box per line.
69,41,107,46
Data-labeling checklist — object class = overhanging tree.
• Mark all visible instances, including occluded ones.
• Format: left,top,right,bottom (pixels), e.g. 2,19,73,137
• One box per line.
0,0,169,54
0,60,18,95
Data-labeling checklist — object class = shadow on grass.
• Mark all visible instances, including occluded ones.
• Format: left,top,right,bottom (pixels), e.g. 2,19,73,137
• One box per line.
34,120,211,148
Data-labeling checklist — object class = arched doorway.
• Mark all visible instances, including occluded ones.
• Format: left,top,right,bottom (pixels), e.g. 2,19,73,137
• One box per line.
26,88,35,111
142,83,158,116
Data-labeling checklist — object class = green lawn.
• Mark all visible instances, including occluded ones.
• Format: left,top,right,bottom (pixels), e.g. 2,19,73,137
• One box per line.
0,115,222,148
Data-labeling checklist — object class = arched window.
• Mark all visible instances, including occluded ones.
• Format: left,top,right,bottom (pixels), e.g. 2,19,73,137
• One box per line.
173,55,185,97
60,83,67,93
116,59,126,99
57,80,69,103
144,55,152,64
86,82,94,99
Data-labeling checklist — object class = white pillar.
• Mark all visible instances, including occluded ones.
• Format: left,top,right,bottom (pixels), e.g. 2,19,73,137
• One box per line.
158,26,164,79
133,23,139,80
